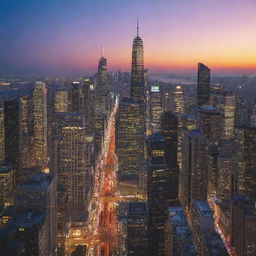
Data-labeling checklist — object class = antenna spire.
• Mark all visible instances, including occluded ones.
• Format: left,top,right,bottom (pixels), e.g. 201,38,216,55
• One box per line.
101,45,104,57
137,17,139,37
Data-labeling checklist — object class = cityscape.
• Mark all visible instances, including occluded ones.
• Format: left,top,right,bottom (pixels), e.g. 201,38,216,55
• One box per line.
1,0,256,256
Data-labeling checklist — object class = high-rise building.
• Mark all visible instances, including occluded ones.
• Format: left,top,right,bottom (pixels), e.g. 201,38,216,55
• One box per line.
190,200,228,255
160,112,179,205
161,112,178,170
0,106,5,163
173,85,185,170
0,212,49,256
116,22,146,199
94,56,110,155
231,195,256,256
216,139,237,201
182,114,197,131
218,92,236,139
54,89,69,113
236,127,256,203
197,63,210,106
149,84,163,133
4,99,20,170
127,202,148,256
235,96,249,128
95,56,109,117
117,98,145,198
198,105,222,145
179,130,209,210
174,85,185,115
131,21,145,103
166,207,197,256
0,163,15,208
147,132,177,256
19,96,33,170
190,200,215,248
201,232,229,256
57,113,89,220
81,78,95,134
15,173,57,255
32,82,47,166
71,81,81,113
207,145,218,198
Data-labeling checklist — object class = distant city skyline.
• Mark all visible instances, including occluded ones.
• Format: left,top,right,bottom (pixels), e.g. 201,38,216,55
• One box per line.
1,0,256,75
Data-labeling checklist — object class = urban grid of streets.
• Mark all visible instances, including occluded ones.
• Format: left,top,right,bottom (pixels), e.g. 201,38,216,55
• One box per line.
65,95,234,256
66,97,119,256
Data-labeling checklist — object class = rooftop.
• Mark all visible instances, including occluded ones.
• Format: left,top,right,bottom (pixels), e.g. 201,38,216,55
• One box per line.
0,163,14,174
188,129,202,139
19,173,52,188
168,207,187,226
148,132,165,142
203,232,228,256
0,212,45,238
194,200,213,217
232,195,256,216
180,242,197,256
199,105,219,113
16,212,45,229
128,202,148,216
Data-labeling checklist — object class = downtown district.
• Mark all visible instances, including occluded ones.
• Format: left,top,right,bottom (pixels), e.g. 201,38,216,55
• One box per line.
0,28,256,256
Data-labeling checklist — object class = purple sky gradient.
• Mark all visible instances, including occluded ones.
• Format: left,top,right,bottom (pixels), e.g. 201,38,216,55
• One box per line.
0,0,256,75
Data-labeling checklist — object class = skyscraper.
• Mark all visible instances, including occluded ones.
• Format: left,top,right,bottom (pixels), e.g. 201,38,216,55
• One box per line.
54,89,69,113
174,85,185,115
149,84,163,133
131,21,145,103
236,127,256,203
116,22,146,199
161,111,178,169
19,96,33,170
231,195,256,256
197,63,210,106
218,92,236,139
32,82,47,167
147,132,176,255
166,207,197,256
95,55,109,116
0,106,4,163
180,129,209,210
127,202,148,256
173,85,185,170
57,113,89,220
160,112,179,203
71,81,81,113
0,163,15,208
15,173,57,255
117,98,145,198
198,105,222,145
81,78,95,134
94,56,109,155
4,99,20,171
216,139,237,201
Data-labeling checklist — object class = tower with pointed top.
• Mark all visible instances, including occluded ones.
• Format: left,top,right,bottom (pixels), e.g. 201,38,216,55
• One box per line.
116,21,146,199
94,50,109,154
95,52,108,116
131,19,145,103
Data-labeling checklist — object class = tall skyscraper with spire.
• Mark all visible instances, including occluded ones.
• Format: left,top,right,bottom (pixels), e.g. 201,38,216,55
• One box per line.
131,19,145,103
116,21,146,199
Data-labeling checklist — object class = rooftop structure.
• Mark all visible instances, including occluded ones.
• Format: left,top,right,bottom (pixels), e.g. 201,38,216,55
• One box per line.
194,200,213,217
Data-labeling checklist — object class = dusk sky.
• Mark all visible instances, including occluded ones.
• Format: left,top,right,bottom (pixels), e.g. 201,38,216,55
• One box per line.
1,0,256,75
